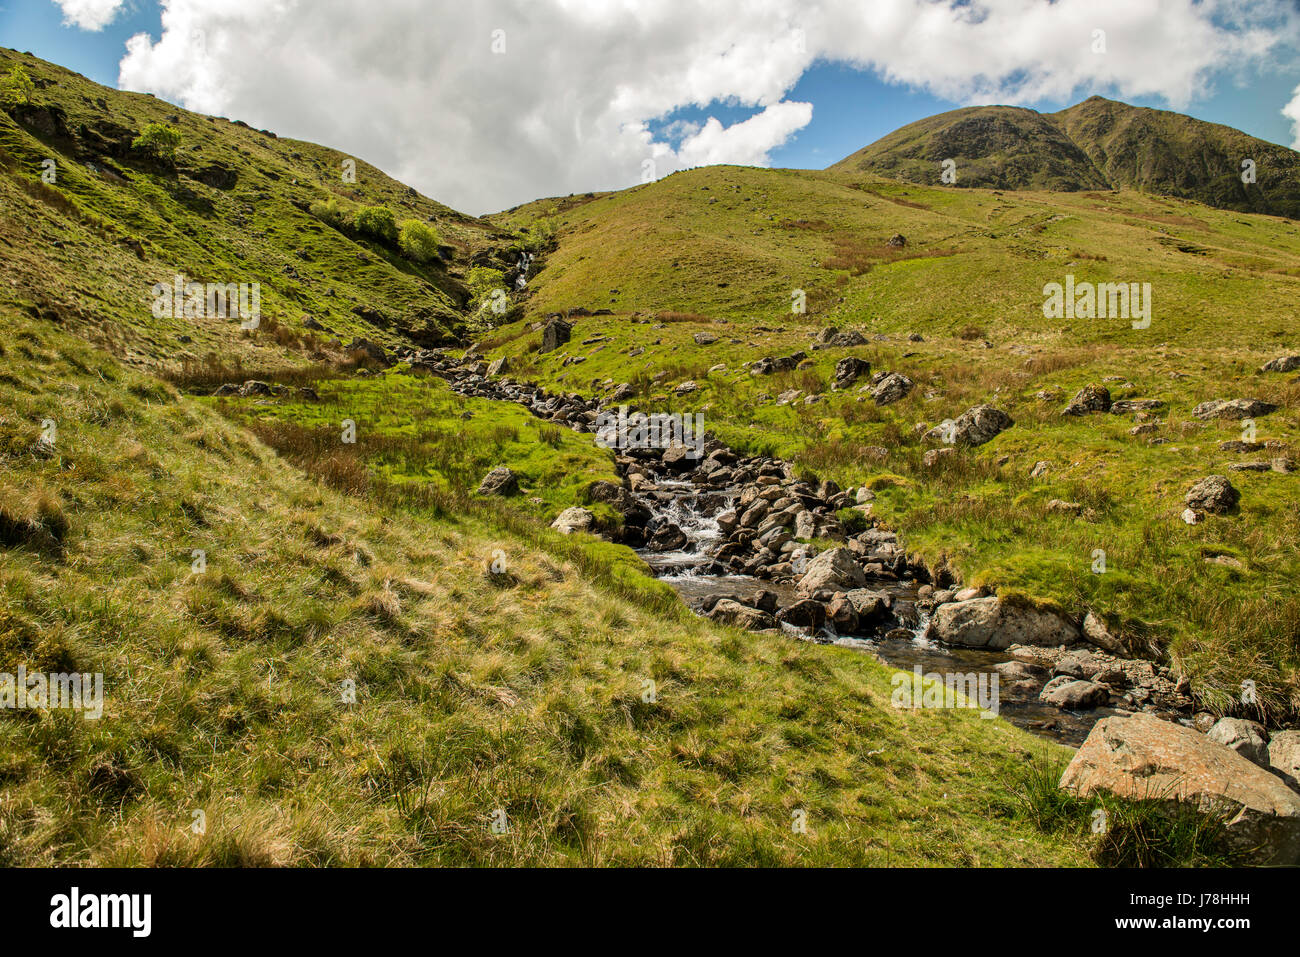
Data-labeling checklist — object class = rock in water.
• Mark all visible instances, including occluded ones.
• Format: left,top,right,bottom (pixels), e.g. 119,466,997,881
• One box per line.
1039,676,1110,710
1060,713,1300,866
797,547,868,594
925,596,1079,650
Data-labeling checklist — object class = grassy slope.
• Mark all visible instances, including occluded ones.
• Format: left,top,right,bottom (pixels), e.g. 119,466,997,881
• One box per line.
0,309,1085,866
485,164,1300,717
0,52,1089,866
0,47,513,370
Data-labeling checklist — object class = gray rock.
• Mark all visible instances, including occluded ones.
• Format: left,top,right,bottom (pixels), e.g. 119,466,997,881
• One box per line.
1192,398,1279,420
797,547,868,594
1261,356,1300,374
1061,713,1300,865
1185,475,1239,514
1268,731,1300,789
925,596,1080,650
551,507,596,535
1039,676,1110,710
708,599,778,632
871,372,914,406
1063,384,1111,416
477,466,519,496
540,318,572,353
1206,717,1270,769
925,404,1014,446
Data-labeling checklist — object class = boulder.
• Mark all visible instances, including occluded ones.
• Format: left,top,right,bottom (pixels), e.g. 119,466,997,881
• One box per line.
834,357,871,389
1039,676,1110,710
486,356,509,377
477,466,519,496
1110,399,1166,415
1185,475,1238,514
797,547,868,594
1191,398,1279,420
539,318,572,353
1261,356,1300,374
708,599,778,632
925,596,1080,650
926,404,1013,446
1060,713,1300,866
871,372,914,406
1063,384,1112,416
1268,731,1300,789
776,599,827,631
551,507,596,535
648,524,687,552
1206,717,1270,769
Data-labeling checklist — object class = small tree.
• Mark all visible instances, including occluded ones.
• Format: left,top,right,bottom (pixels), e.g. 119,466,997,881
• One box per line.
132,122,182,162
398,219,440,262
0,66,35,108
354,205,398,244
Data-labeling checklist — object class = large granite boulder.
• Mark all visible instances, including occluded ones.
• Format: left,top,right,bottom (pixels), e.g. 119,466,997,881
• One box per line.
1060,713,1300,866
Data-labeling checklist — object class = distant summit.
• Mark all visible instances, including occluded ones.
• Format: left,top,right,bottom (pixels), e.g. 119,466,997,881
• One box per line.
831,96,1300,219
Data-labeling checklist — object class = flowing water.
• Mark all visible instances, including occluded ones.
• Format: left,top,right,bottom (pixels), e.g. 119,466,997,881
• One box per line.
632,466,1111,746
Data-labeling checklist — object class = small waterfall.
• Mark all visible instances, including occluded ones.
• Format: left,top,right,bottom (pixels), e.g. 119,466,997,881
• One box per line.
513,252,534,291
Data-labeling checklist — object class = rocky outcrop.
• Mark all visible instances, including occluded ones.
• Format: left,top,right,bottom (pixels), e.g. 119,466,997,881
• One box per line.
925,596,1079,650
477,466,519,496
1063,384,1111,415
551,506,596,535
1185,475,1238,514
1191,398,1279,420
1060,713,1300,866
926,404,1013,446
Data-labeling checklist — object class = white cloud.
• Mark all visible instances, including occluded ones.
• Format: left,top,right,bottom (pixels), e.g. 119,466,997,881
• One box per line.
1285,83,1300,150
116,0,1298,214
52,0,126,31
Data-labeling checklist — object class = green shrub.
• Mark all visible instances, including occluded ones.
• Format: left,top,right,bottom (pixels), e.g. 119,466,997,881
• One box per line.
398,220,440,262
354,205,398,244
0,67,35,108
309,198,351,230
132,122,182,162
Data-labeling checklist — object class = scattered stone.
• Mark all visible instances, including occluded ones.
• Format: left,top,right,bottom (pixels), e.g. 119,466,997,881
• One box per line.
540,318,572,353
477,466,519,496
1260,356,1300,374
1192,398,1279,420
1060,713,1300,866
1063,384,1111,415
926,404,1013,446
1110,399,1166,415
871,372,914,406
1185,475,1238,514
834,357,871,389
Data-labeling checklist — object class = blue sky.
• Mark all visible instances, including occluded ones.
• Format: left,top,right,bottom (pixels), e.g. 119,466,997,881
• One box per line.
3,0,1298,213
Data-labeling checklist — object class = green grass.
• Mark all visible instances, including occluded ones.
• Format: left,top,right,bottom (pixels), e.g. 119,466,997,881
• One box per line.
481,162,1300,718
0,308,1093,866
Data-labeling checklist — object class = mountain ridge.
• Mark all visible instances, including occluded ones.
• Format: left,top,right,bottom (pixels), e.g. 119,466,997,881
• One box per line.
831,95,1300,219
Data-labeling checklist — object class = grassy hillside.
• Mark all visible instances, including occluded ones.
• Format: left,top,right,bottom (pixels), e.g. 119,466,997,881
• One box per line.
0,305,1095,866
0,50,1102,867
483,163,1300,718
0,47,527,371
831,96,1300,219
